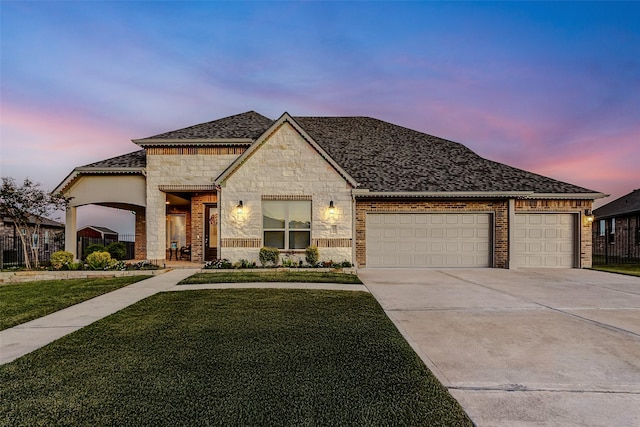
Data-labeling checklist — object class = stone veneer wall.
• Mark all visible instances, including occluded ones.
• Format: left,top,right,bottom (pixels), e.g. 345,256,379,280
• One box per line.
355,199,509,268
515,199,593,268
220,122,353,264
145,151,241,261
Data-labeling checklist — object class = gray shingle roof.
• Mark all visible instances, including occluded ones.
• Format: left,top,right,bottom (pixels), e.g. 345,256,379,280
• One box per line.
293,116,596,194
81,150,146,168
593,189,640,218
135,111,273,141
79,112,598,195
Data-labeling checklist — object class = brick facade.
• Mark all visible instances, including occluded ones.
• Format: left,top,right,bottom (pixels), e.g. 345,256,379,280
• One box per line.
514,199,593,268
355,199,509,268
355,198,593,269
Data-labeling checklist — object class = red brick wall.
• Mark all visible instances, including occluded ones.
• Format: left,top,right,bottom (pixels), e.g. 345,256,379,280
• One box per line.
515,199,593,268
355,198,594,269
134,207,146,260
355,199,509,268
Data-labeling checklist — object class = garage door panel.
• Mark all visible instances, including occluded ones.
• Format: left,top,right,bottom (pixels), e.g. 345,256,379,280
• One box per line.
367,213,491,268
514,214,575,268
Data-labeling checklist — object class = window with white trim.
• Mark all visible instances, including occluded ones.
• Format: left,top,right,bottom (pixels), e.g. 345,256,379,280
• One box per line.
599,219,606,236
263,200,311,249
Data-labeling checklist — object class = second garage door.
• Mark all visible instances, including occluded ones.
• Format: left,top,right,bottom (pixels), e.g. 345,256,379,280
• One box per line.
513,213,576,268
366,213,491,268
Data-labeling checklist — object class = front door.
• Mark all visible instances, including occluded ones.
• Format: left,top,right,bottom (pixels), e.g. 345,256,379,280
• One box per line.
204,205,218,260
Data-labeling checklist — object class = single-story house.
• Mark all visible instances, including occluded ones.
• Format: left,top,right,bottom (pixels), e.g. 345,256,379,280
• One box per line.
77,225,119,242
592,189,640,261
55,111,605,268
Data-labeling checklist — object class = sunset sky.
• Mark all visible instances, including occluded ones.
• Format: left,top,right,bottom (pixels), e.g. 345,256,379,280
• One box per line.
1,1,639,234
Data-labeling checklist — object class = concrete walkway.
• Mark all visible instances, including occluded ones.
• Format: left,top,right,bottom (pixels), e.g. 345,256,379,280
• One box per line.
0,269,199,365
0,271,368,365
359,268,640,427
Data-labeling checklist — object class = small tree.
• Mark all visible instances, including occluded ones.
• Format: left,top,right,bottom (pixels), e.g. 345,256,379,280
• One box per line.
0,177,70,269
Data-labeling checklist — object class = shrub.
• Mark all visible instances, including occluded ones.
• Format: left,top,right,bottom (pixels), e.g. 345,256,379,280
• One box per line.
106,242,127,260
50,251,74,270
85,244,105,259
86,251,114,270
259,247,280,267
305,245,319,266
340,260,353,268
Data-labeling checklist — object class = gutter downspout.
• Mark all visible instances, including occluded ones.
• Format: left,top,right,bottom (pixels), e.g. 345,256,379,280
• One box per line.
351,191,357,269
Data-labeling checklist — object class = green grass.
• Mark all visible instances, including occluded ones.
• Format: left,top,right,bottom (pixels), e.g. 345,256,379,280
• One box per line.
0,276,149,330
180,270,363,285
0,289,472,426
591,264,640,277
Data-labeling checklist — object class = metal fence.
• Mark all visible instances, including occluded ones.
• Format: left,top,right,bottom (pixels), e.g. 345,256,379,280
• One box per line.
1,234,136,269
78,235,135,260
592,216,640,265
0,235,64,269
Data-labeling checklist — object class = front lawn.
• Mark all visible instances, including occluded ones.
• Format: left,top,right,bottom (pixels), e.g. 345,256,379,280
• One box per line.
0,289,472,426
591,264,640,277
180,270,363,285
0,276,149,330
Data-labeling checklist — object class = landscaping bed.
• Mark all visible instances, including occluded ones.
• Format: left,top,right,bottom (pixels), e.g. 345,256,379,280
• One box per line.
0,289,472,426
180,270,362,285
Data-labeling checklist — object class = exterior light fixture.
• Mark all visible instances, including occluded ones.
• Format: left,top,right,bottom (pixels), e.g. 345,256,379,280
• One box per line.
329,200,335,215
584,209,594,223
237,200,243,214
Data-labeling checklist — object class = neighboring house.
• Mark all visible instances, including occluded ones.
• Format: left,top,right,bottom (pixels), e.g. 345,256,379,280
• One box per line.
77,225,119,242
592,189,640,262
1,214,65,265
54,111,605,268
1,214,64,249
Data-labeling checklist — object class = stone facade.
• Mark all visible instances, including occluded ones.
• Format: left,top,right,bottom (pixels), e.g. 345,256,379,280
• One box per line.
220,122,353,264
145,151,240,261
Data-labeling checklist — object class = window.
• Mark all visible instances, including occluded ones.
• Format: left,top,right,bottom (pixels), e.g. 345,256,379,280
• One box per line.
608,218,615,244
599,220,606,236
263,200,311,249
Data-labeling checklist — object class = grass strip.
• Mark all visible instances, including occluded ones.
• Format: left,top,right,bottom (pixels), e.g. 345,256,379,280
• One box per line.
591,264,640,277
179,270,363,285
0,276,149,330
0,289,472,426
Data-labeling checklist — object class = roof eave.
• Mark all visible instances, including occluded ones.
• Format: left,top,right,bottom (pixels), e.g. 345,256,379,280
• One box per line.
53,167,145,194
133,138,254,147
352,190,608,199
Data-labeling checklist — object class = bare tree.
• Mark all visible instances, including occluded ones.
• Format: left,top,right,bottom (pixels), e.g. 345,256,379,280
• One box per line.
0,177,70,269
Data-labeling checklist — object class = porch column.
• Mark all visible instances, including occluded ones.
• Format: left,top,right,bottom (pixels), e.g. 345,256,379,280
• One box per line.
65,206,78,260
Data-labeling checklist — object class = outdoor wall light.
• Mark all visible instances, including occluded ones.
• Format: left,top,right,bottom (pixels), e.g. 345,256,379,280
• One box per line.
329,200,335,215
237,200,243,214
584,209,594,223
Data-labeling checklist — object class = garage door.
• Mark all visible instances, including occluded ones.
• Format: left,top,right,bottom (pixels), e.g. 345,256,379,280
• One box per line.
513,213,575,268
366,213,491,268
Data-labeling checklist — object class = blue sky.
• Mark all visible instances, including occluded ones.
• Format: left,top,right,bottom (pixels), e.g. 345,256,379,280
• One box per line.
1,1,639,233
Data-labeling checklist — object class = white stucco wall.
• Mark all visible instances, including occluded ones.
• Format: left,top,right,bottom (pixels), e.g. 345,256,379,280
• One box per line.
145,153,240,260
66,175,146,207
220,122,353,264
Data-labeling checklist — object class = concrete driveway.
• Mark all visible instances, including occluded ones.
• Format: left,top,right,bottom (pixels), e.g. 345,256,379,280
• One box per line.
359,268,640,427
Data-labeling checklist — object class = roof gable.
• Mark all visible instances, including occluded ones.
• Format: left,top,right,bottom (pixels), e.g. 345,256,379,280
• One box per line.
215,113,357,187
593,189,640,218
